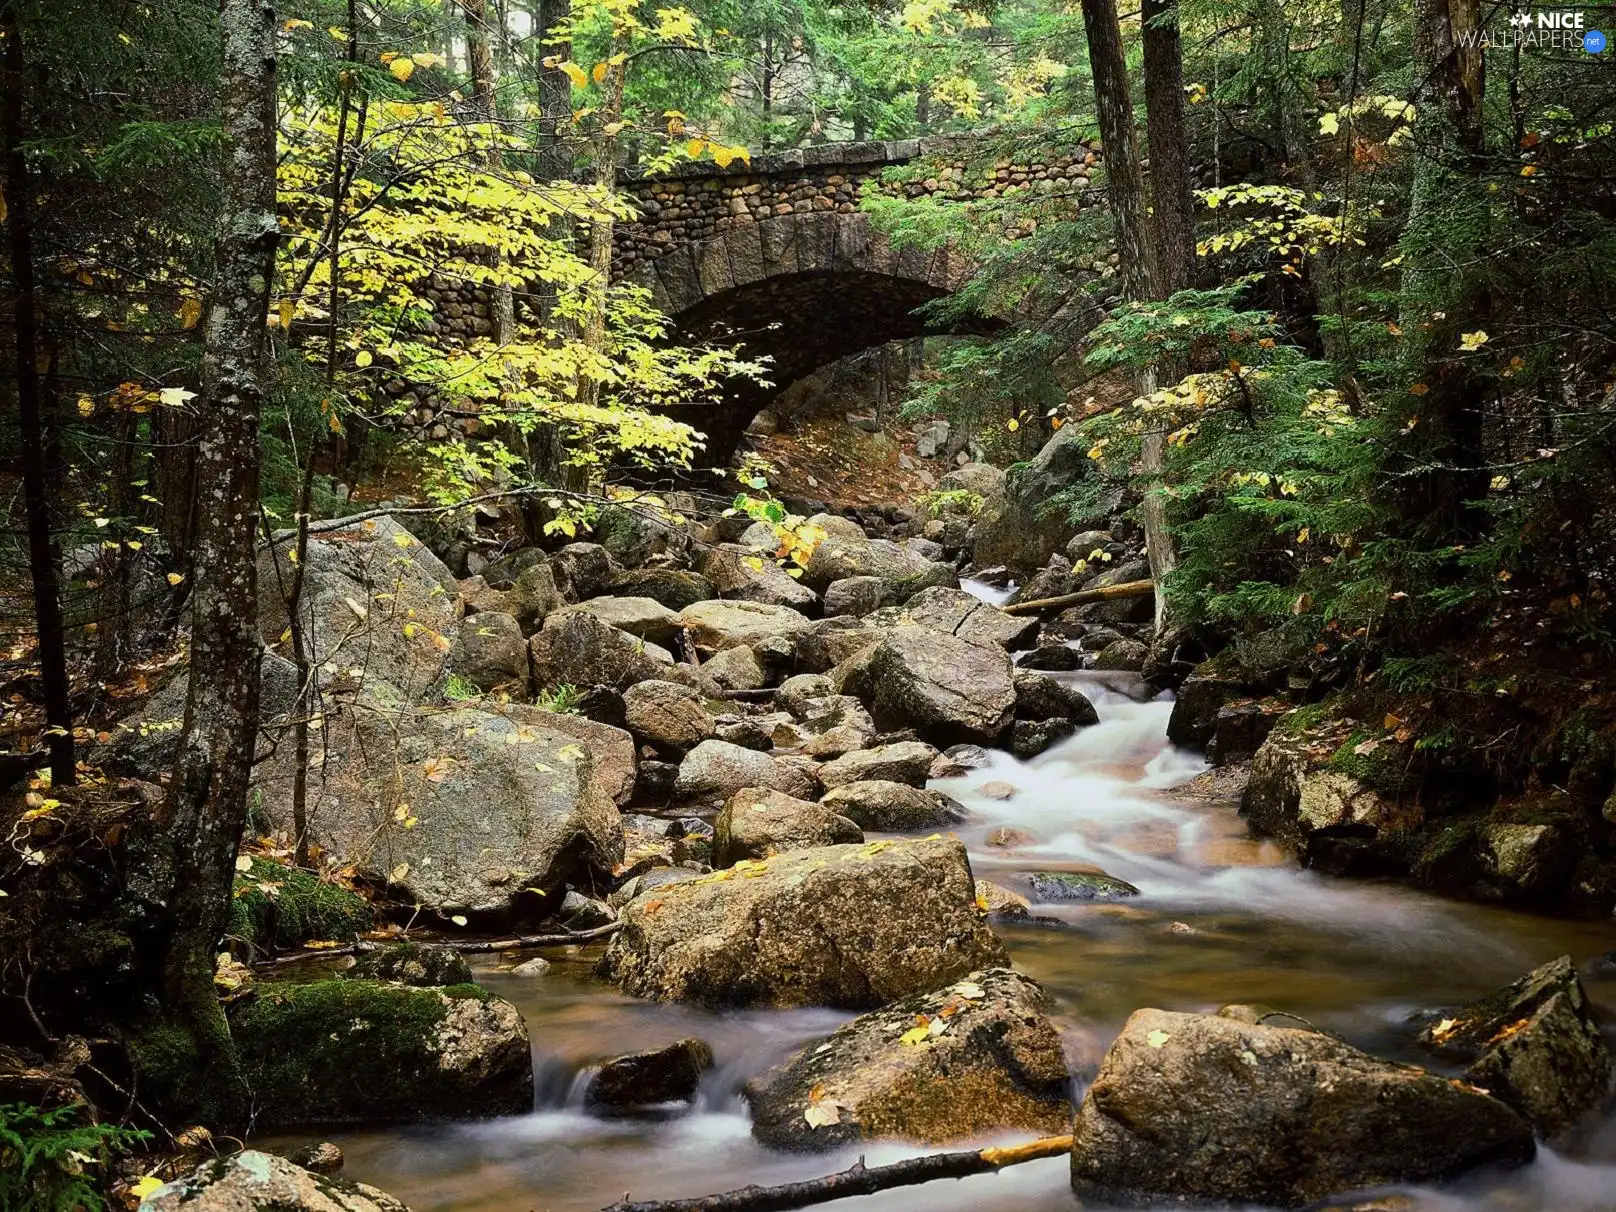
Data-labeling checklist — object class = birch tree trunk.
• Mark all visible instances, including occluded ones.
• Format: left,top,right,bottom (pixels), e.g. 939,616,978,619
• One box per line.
158,0,280,1120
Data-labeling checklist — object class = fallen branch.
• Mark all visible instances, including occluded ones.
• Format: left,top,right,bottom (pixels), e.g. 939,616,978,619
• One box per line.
253,920,622,966
999,579,1154,616
599,1134,1073,1212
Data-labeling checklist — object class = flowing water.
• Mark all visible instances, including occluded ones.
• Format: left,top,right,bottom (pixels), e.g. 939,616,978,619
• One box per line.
275,663,1616,1212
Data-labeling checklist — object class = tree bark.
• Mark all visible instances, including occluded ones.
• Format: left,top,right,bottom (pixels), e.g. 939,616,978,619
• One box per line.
463,0,513,344
533,0,572,181
158,0,280,1123
1000,579,1156,616
2,10,74,786
579,36,624,412
1142,0,1195,294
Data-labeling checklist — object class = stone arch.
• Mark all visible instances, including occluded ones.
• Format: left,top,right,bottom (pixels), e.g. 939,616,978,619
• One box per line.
628,210,983,463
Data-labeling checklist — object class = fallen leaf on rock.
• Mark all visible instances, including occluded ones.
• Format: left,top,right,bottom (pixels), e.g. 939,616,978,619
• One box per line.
1147,1029,1172,1048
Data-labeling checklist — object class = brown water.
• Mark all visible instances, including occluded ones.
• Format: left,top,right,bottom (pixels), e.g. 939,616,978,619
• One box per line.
275,671,1616,1212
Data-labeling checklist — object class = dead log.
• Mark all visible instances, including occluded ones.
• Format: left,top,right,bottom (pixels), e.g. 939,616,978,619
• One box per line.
254,920,621,965
599,1134,1073,1212
998,579,1154,616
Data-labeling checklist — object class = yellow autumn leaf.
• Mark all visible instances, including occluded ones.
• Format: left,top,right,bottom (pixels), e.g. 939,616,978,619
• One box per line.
283,18,312,31
1458,330,1489,351
686,137,706,158
560,60,588,89
355,349,373,368
131,1175,167,1199
389,57,415,83
1147,1029,1172,1048
1006,417,1020,432
899,1024,931,1046
179,297,203,330
593,61,609,83
1319,112,1340,136
167,572,185,586
411,52,442,68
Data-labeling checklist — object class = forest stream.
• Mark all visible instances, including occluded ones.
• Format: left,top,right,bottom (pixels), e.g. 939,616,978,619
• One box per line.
262,590,1616,1212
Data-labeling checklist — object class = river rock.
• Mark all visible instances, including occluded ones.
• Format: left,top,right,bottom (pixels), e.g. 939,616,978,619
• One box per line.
550,542,622,602
824,576,894,618
529,612,673,692
1167,653,1248,749
899,585,1040,651
259,516,456,699
607,568,716,611
585,1037,714,1115
480,546,548,590
807,512,868,541
139,1151,410,1212
520,707,637,808
1018,643,1085,672
745,968,1069,1151
803,537,956,598
547,596,682,647
346,942,472,987
674,739,816,804
1011,718,1076,758
818,741,940,790
714,787,863,866
679,598,813,653
231,981,532,1127
1092,638,1148,672
699,544,820,611
599,836,1007,1008
1418,956,1614,1137
1012,670,1099,725
1069,1008,1535,1208
501,562,566,632
834,625,1016,744
776,673,834,717
820,781,965,831
251,695,622,917
793,616,879,673
703,644,767,691
793,696,878,758
445,611,529,696
1026,871,1140,901
593,504,690,569
969,426,1088,572
622,680,716,755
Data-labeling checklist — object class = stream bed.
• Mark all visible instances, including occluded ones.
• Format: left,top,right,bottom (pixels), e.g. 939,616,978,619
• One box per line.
277,674,1616,1212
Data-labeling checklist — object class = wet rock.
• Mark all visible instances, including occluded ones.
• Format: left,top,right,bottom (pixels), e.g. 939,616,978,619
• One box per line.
347,943,473,988
1092,638,1148,672
804,537,957,599
703,644,767,691
745,969,1069,1151
986,826,1037,848
1478,818,1580,901
942,743,992,770
1069,1008,1534,1208
445,611,528,695
622,680,716,755
633,759,680,805
286,1141,345,1174
231,981,533,1126
510,957,552,977
793,616,878,673
975,879,1032,919
824,576,894,618
1207,700,1280,764
585,1037,714,1115
557,891,616,931
607,567,716,612
599,837,1007,1008
1026,871,1140,901
1070,559,1154,627
715,787,863,866
834,625,1015,744
700,544,820,611
1012,670,1099,725
679,598,813,653
550,542,622,602
1005,556,1075,608
674,740,816,805
1017,643,1084,672
547,596,682,648
140,1151,409,1212
1011,718,1076,758
820,781,965,831
970,426,1089,572
978,780,1019,800
252,697,623,918
1418,956,1613,1137
1065,530,1119,564
818,741,940,790
529,612,674,692
1166,653,1248,750
898,585,1040,652
776,673,834,717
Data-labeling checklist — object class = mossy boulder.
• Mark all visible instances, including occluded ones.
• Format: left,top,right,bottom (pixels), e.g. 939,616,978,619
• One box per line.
140,1150,409,1212
745,968,1069,1151
227,859,372,958
1025,871,1140,901
346,942,473,987
231,980,531,1127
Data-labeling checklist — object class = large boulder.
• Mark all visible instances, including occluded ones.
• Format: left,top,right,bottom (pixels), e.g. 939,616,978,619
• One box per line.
252,695,623,917
899,585,1039,651
806,512,867,541
516,707,637,808
714,787,863,866
346,942,473,987
937,462,1005,498
679,599,812,653
745,968,1069,1151
1166,653,1248,749
818,741,940,790
445,611,528,695
969,427,1089,572
820,781,964,831
529,612,674,692
607,567,716,611
700,544,819,611
550,542,622,602
547,596,682,647
834,625,1015,744
599,836,1007,1008
593,503,691,569
140,1151,409,1212
823,576,894,618
793,616,879,674
231,980,533,1127
259,516,456,699
804,537,956,598
1012,670,1100,725
622,680,717,755
1068,1008,1534,1208
1418,956,1614,1138
784,695,878,759
584,1037,714,1115
674,739,817,804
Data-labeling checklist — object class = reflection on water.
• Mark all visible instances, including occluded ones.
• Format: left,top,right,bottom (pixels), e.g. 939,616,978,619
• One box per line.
275,672,1616,1212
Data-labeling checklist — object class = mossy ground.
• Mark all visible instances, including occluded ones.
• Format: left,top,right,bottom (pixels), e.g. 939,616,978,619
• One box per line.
226,858,372,957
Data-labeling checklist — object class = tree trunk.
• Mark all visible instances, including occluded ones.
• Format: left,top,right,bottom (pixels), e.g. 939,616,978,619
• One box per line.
158,0,280,1123
579,39,624,411
533,0,571,181
463,0,513,344
1142,0,1195,294
2,11,74,786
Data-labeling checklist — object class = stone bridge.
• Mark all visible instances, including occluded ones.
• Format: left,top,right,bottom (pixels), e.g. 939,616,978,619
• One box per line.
611,137,1103,460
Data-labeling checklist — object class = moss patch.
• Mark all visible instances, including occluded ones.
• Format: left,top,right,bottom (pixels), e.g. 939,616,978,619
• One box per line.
226,859,372,957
